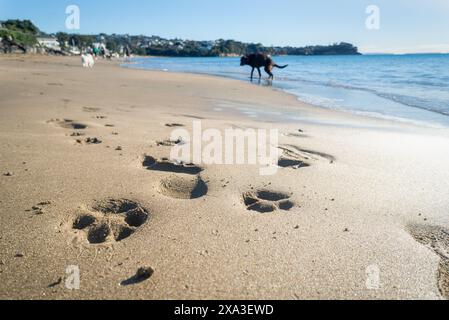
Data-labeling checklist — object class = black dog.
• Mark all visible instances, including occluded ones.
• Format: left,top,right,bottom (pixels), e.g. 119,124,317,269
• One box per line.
240,53,288,80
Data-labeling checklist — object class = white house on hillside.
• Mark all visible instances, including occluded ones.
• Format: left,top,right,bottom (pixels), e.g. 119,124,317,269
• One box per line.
37,37,60,50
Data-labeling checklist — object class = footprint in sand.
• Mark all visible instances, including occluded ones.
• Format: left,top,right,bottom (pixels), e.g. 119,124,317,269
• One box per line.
76,137,102,145
83,106,102,113
156,138,186,147
142,150,208,199
70,132,85,137
143,155,203,175
283,129,308,138
179,114,205,120
278,144,335,166
72,199,149,244
277,157,310,169
120,267,154,286
408,224,449,299
158,174,208,199
242,190,295,213
165,123,185,128
48,119,88,130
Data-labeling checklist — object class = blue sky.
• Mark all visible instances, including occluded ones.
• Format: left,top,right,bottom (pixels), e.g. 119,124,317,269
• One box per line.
0,0,448,53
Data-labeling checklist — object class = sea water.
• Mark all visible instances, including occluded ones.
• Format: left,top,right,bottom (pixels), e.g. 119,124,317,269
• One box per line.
123,54,449,128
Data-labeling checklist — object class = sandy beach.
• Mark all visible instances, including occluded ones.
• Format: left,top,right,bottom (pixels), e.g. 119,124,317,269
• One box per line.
1,55,449,300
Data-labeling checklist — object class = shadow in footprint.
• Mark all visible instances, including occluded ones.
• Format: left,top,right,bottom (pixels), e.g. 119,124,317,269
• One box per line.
156,139,183,147
73,214,97,230
112,224,135,242
165,123,185,128
143,156,203,175
93,199,139,214
87,223,111,244
50,119,88,130
243,190,294,213
158,175,208,199
257,190,291,202
278,200,295,210
120,267,154,286
84,138,102,145
278,158,310,169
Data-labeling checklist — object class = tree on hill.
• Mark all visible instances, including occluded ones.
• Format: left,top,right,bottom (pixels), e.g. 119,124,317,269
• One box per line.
0,20,39,50
2,19,39,35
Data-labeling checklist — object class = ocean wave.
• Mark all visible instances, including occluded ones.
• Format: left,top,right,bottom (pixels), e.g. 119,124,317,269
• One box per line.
292,93,446,129
277,75,449,117
347,110,447,129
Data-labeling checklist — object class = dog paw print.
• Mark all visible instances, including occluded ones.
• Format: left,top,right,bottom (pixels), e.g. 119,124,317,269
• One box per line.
242,190,295,213
72,199,149,244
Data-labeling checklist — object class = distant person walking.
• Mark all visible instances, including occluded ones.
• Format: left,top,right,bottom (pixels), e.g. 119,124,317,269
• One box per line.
124,46,131,59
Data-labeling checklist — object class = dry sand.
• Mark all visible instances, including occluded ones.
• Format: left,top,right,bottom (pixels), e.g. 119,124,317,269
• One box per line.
1,55,449,300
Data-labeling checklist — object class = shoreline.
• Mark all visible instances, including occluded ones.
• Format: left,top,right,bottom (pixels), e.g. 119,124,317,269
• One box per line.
1,55,449,299
123,55,449,132
2,53,448,134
